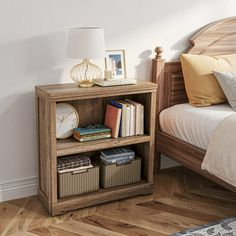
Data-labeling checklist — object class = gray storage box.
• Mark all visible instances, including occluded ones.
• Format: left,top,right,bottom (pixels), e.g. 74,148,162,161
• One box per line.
58,165,99,198
100,158,141,188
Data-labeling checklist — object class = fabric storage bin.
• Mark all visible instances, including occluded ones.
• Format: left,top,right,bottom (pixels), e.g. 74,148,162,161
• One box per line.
58,165,99,198
100,157,141,188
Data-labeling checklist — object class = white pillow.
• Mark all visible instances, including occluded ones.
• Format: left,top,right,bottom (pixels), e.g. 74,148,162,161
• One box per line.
213,71,236,111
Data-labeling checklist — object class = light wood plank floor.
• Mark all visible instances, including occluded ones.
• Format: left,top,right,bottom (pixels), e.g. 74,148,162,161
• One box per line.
1,167,236,236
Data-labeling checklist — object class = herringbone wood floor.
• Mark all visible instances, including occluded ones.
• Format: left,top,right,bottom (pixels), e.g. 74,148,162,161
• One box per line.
1,167,236,236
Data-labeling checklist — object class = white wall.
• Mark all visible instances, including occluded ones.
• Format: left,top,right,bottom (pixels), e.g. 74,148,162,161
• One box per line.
0,0,236,201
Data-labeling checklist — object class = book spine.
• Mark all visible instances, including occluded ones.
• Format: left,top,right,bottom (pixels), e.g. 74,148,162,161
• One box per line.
121,105,126,137
110,100,126,137
130,105,135,136
101,153,135,159
126,105,131,137
115,109,122,138
74,131,111,138
140,105,144,135
74,133,111,142
136,105,141,135
74,127,110,136
100,155,135,164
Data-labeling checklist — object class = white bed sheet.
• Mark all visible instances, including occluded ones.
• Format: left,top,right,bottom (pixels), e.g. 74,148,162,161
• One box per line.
159,103,235,150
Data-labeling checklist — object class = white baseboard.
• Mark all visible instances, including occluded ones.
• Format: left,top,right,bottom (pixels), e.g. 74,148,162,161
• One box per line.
0,177,38,202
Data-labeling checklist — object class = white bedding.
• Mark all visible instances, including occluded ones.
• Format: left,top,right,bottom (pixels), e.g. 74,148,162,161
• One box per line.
202,114,236,187
159,103,234,150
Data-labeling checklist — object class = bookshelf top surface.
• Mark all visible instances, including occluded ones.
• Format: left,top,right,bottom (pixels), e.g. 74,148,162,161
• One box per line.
36,81,157,101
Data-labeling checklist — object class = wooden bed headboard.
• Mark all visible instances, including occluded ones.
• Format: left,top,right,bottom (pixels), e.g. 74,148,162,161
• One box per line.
152,17,236,121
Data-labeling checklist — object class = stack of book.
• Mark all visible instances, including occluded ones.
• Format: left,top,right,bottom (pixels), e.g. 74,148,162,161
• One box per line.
73,124,111,142
104,99,144,138
100,147,135,165
57,155,93,173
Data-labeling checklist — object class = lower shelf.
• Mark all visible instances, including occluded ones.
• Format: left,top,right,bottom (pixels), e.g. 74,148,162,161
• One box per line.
51,181,153,215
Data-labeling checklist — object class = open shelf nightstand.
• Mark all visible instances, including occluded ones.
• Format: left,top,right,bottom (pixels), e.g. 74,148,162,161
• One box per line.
35,81,157,215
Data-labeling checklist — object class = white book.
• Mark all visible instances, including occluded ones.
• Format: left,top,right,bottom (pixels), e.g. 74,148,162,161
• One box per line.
129,104,135,136
124,99,135,136
140,105,144,135
126,105,131,136
95,78,137,87
125,99,142,135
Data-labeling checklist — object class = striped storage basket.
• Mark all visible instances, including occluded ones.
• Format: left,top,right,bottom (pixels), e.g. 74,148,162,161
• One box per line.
58,165,99,198
100,158,141,188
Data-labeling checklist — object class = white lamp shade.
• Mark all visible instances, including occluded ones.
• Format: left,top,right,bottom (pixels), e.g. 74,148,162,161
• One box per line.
67,27,106,59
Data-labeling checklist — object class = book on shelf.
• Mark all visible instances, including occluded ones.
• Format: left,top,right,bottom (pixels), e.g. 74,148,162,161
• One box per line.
118,100,131,137
100,155,135,165
125,99,144,135
57,155,91,170
100,147,135,165
105,99,144,138
110,100,126,137
73,124,111,142
101,147,135,159
73,132,111,142
140,105,144,135
104,104,122,138
58,164,93,174
74,124,111,136
124,100,136,136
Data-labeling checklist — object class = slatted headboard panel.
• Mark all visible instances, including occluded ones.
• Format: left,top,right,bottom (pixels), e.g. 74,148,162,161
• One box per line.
152,17,236,122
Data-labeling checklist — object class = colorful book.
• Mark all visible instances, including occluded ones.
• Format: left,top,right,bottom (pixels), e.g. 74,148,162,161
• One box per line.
74,124,111,136
110,101,126,137
73,132,111,142
104,104,121,138
74,132,110,138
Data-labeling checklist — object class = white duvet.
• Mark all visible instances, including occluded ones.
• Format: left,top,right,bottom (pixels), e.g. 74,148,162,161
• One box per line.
202,114,236,187
160,103,236,187
160,103,234,150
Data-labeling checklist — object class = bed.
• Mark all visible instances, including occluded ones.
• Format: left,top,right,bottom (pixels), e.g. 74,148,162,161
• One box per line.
152,17,236,192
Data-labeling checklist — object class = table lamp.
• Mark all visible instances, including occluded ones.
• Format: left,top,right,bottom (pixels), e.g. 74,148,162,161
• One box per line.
67,27,106,87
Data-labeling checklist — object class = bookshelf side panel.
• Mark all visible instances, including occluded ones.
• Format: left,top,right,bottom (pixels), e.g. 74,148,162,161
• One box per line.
38,97,50,200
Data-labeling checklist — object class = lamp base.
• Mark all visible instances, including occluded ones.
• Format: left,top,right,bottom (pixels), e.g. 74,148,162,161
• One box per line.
70,59,102,88
77,80,94,88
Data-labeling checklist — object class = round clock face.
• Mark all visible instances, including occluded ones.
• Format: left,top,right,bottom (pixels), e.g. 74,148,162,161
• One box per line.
56,103,79,139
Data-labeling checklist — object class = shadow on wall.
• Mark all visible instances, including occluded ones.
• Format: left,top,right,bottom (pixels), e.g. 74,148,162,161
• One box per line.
0,31,70,182
170,29,200,61
134,30,199,81
135,50,153,80
0,31,68,90
0,92,38,181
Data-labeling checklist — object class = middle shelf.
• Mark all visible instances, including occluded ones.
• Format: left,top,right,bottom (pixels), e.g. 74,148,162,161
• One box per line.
57,135,151,156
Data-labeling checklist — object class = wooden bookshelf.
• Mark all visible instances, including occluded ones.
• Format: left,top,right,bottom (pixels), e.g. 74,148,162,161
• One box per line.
36,81,157,215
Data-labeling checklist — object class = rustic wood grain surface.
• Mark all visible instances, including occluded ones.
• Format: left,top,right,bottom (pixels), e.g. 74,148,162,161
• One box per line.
1,167,235,236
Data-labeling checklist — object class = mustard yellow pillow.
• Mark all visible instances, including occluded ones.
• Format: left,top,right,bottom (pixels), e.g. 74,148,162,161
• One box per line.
180,54,236,106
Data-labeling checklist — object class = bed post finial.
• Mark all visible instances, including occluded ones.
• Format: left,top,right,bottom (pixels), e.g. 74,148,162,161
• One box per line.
155,46,163,59
152,46,165,174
